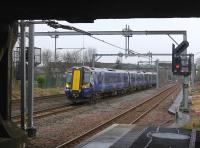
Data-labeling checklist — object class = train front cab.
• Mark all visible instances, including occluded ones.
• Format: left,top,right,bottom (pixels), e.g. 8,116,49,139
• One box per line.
65,67,93,103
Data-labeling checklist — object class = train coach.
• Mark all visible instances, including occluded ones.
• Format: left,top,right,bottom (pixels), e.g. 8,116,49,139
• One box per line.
64,66,157,103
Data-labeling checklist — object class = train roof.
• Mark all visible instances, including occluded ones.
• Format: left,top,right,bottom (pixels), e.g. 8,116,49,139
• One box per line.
67,66,129,73
66,66,157,74
91,67,129,73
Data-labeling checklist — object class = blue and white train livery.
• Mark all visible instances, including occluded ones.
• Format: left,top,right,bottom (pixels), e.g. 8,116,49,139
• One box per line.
64,66,157,103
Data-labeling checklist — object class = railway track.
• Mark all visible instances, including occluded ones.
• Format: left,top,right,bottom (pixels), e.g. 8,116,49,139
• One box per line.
56,84,179,148
11,87,158,120
12,104,77,123
12,94,65,104
11,87,156,123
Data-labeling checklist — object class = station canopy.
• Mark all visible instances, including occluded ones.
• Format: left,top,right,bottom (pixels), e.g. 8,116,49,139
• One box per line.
1,1,200,22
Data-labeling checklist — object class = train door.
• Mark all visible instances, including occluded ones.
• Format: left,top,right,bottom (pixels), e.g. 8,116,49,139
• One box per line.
72,69,81,91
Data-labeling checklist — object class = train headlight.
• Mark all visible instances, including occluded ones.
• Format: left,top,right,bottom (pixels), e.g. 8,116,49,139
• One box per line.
66,83,71,88
82,83,90,89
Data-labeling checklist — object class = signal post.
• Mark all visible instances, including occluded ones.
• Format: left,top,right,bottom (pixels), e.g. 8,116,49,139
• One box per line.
172,40,192,112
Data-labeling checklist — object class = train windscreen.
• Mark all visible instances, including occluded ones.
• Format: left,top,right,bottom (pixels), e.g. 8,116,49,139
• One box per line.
83,72,90,84
66,72,72,83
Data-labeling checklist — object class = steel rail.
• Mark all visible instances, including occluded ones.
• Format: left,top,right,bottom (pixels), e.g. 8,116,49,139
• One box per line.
12,94,65,104
11,86,159,122
56,84,179,148
130,86,179,124
111,86,178,124
12,104,75,123
12,86,159,124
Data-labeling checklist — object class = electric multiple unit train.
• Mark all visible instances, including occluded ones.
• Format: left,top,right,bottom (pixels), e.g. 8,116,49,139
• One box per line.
64,66,157,103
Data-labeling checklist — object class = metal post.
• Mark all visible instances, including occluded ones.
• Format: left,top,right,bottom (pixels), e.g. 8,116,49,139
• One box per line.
20,20,26,130
128,36,130,54
149,52,151,65
92,54,95,67
82,36,85,66
26,23,36,137
53,34,59,87
191,54,195,88
166,68,169,82
82,48,84,66
55,35,56,62
125,37,127,55
180,33,189,112
156,60,159,89
51,32,59,62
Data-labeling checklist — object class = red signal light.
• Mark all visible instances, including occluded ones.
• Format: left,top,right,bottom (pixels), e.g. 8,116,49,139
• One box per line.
175,64,180,69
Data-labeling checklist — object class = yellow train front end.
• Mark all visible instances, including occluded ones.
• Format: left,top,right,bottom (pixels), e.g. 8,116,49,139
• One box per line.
64,67,93,103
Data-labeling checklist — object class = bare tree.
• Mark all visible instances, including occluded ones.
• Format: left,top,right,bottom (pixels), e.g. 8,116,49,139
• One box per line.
72,50,82,64
42,49,52,66
114,57,122,69
83,48,96,66
40,49,55,87
62,51,72,63
195,57,200,81
61,50,82,65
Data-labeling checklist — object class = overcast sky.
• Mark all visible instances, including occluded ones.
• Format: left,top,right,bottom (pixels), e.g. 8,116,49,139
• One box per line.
31,18,200,64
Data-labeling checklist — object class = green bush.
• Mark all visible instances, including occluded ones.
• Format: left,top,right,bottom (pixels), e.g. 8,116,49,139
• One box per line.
36,75,46,88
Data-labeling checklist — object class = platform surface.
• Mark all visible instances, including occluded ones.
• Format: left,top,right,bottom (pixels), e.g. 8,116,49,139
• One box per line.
77,124,198,148
77,124,143,148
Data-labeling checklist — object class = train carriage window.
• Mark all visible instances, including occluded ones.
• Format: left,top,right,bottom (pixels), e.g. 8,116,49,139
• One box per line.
114,74,116,83
110,73,114,83
138,75,141,81
116,73,119,83
98,72,102,83
132,74,135,81
108,73,111,83
104,73,110,83
111,73,114,83
117,73,120,82
137,74,140,81
145,74,148,81
105,73,108,83
124,73,128,82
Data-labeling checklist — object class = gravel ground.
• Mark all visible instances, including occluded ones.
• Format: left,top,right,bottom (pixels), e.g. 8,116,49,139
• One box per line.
25,84,174,148
136,88,180,127
184,83,200,129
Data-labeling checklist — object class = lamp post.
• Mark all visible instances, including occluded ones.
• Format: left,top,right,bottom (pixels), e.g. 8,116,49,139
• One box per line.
50,31,59,62
50,31,59,87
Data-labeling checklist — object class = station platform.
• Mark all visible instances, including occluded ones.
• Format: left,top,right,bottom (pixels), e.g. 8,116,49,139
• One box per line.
168,89,183,114
77,88,199,148
168,88,192,115
77,124,200,148
168,89,191,128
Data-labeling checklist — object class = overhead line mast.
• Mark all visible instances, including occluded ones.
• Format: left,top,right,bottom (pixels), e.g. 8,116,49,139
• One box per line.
44,20,144,55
